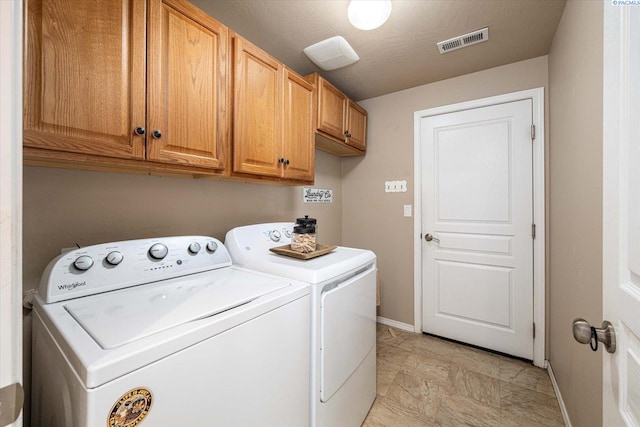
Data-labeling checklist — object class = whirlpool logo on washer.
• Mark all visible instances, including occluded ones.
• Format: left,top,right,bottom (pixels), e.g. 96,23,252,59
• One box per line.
57,281,87,291
108,387,153,427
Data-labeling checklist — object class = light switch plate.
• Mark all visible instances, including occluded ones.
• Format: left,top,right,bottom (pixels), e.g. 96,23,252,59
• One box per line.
385,180,407,193
404,205,412,217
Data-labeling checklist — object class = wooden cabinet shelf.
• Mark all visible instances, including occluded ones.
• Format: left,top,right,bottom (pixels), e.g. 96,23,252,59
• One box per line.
305,73,367,156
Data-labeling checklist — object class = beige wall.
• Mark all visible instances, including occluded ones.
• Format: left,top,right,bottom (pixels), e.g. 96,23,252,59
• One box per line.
548,1,603,426
343,56,549,326
22,150,342,291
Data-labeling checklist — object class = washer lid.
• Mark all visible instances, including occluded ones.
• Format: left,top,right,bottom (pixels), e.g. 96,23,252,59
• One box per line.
63,269,289,349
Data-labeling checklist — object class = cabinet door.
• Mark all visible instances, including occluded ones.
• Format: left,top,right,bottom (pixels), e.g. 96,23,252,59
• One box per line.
317,78,347,141
282,69,314,181
233,36,283,177
24,0,146,159
147,0,229,170
346,100,367,152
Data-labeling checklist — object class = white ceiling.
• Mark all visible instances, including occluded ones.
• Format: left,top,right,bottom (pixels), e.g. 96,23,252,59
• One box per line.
190,0,566,101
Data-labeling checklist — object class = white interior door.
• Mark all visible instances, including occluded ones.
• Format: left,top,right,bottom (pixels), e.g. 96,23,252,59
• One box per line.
0,2,23,426
603,4,640,426
420,99,534,360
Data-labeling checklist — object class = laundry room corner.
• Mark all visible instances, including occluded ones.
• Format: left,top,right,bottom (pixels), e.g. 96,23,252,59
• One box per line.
341,56,550,330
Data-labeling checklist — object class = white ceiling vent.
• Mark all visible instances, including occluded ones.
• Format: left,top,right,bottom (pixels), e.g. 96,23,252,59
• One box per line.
437,28,489,54
303,36,359,71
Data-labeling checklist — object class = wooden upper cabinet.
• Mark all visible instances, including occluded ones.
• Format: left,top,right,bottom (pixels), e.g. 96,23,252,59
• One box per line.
24,0,312,182
346,100,367,151
317,78,347,141
282,69,315,181
233,35,314,182
23,0,146,159
306,73,367,156
233,35,283,177
147,0,229,170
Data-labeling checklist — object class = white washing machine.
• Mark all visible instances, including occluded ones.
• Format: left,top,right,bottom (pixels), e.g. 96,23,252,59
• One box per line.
225,223,377,427
31,235,311,427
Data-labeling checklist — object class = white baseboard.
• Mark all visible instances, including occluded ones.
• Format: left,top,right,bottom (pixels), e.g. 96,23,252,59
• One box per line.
376,316,415,332
547,361,572,427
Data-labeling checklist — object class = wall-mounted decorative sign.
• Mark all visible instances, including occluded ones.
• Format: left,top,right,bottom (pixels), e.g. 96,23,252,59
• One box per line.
303,187,333,204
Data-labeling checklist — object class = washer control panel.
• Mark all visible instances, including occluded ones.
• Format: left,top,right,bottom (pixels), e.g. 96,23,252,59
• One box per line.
39,236,230,304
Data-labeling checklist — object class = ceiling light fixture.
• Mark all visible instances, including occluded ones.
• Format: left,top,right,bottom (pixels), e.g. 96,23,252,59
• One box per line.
348,0,392,31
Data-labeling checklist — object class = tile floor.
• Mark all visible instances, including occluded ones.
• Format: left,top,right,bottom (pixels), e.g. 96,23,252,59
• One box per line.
362,324,565,427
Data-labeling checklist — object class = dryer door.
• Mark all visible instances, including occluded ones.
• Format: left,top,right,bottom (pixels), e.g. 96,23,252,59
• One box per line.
320,266,376,402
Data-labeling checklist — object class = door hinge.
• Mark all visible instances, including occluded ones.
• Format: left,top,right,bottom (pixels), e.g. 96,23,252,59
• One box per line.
533,322,536,339
531,124,536,140
532,224,536,239
0,382,24,426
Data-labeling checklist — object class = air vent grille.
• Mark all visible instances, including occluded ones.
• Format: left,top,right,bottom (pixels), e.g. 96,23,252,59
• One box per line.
437,28,489,54
441,39,462,51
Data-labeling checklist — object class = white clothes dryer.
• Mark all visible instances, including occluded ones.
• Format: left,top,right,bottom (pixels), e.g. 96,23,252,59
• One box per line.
31,236,311,427
225,223,377,427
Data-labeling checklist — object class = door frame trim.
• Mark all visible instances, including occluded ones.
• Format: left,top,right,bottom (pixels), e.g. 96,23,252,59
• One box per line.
0,1,24,425
412,88,546,367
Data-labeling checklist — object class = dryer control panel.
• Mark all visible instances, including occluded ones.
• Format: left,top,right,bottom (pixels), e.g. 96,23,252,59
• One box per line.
39,236,231,303
224,223,294,266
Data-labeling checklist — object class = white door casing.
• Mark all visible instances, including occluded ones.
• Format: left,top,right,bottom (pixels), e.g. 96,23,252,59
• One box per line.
603,3,640,426
0,1,23,426
414,88,545,367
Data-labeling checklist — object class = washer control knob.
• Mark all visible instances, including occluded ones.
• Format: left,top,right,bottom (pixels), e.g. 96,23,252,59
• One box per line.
284,229,292,238
105,251,124,266
206,240,218,253
188,242,201,255
149,243,168,260
269,230,281,242
73,255,94,271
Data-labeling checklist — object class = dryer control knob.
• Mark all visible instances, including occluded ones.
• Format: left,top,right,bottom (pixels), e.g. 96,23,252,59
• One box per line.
105,251,124,266
188,242,201,255
73,255,94,271
269,230,281,242
206,241,218,253
149,243,168,260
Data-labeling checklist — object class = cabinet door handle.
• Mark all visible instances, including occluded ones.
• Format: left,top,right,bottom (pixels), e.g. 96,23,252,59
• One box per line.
344,130,352,138
152,130,162,139
278,157,285,164
284,159,290,165
134,127,146,136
